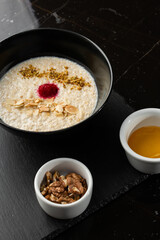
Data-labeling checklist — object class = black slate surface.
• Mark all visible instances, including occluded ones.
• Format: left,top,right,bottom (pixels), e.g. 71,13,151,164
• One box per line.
0,90,148,240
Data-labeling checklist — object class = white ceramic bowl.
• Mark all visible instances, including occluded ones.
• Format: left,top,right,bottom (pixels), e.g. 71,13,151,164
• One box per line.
120,108,160,174
34,157,93,219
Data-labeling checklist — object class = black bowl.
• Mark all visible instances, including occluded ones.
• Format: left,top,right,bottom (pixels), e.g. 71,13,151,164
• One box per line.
0,28,113,137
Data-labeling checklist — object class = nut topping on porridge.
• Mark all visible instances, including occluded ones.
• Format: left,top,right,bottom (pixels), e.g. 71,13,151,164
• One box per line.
18,64,91,90
14,99,24,108
5,98,79,117
40,171,87,204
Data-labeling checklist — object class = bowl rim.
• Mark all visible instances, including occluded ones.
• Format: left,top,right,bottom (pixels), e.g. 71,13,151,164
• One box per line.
0,27,113,134
34,157,93,208
120,108,160,163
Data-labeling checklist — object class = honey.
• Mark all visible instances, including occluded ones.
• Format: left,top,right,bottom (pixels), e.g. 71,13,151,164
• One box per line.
128,126,160,158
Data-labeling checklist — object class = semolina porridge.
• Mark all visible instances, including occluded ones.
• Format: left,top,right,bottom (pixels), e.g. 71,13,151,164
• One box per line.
0,56,98,132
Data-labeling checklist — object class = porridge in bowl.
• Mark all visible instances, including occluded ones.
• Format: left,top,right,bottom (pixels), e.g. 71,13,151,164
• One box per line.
0,57,98,132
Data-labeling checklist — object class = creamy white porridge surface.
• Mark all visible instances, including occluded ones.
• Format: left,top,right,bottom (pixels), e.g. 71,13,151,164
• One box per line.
0,57,98,131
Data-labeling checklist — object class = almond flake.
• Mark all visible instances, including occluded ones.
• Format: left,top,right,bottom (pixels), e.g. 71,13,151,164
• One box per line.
65,105,78,114
15,99,24,106
39,106,50,113
50,106,55,112
55,105,64,113
25,102,38,107
35,99,42,103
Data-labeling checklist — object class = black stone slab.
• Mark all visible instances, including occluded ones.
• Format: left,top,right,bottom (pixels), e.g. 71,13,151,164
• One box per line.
0,90,148,240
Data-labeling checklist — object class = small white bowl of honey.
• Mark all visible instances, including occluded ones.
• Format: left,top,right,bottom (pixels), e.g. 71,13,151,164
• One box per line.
120,108,160,174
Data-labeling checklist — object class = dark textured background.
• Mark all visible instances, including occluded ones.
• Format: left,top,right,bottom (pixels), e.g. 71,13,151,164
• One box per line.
0,0,160,239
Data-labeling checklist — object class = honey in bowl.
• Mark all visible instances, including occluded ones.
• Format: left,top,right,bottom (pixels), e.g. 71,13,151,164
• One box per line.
128,126,160,158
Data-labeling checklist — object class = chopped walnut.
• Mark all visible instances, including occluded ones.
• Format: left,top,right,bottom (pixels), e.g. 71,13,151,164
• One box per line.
46,171,53,185
53,171,60,181
40,170,87,204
